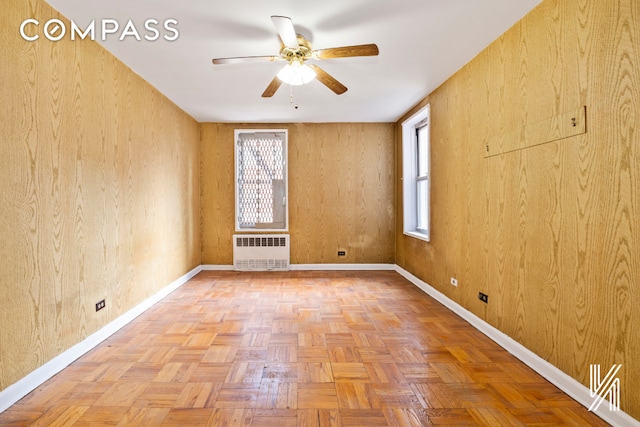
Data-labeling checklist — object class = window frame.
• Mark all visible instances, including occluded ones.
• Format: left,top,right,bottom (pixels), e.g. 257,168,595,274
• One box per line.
234,129,289,233
401,104,430,242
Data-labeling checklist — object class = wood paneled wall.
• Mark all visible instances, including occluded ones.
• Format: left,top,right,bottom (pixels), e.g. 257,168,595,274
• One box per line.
396,0,639,418
201,123,395,265
0,0,200,391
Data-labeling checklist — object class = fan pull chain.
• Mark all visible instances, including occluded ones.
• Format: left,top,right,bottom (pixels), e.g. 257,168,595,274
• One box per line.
289,85,299,110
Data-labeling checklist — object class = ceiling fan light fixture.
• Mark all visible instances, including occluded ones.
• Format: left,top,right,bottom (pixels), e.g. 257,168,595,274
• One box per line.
277,61,316,86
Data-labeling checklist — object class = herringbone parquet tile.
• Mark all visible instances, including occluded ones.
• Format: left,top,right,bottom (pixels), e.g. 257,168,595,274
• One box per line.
0,271,610,426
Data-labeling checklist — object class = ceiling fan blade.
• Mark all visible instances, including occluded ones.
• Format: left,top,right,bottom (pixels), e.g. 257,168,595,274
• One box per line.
271,15,299,49
308,64,347,95
313,44,379,59
262,75,283,97
212,55,280,65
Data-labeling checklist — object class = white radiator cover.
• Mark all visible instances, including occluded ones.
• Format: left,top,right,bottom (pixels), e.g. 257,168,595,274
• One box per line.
233,234,290,271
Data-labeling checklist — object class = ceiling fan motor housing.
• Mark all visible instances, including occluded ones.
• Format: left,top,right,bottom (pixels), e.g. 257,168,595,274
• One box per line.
280,35,313,63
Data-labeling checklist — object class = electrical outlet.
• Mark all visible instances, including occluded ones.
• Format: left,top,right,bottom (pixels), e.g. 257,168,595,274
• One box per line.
450,277,458,287
95,299,106,312
478,292,488,304
338,250,346,256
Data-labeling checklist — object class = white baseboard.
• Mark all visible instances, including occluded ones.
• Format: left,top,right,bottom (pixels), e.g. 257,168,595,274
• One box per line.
394,265,639,427
200,264,235,271
290,263,396,271
200,264,396,271
0,265,203,414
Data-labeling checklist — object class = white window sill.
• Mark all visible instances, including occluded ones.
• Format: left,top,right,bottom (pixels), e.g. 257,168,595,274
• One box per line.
404,230,430,243
236,228,289,233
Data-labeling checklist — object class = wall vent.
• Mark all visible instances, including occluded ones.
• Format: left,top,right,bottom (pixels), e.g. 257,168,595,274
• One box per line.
233,234,290,271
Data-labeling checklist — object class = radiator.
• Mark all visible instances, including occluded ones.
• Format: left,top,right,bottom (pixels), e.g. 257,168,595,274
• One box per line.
233,234,290,271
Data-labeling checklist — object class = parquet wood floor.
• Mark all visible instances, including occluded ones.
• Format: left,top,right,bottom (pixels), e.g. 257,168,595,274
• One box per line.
0,271,609,426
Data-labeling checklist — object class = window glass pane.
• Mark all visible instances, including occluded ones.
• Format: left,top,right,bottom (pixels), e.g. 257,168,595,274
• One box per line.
417,178,429,230
237,132,286,229
402,103,430,241
417,126,429,177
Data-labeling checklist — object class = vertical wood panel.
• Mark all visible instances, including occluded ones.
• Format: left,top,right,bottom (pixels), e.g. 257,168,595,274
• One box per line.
200,123,395,265
0,0,200,392
396,0,639,419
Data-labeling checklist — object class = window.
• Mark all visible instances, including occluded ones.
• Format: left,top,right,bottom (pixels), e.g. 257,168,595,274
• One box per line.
235,130,288,231
402,104,430,241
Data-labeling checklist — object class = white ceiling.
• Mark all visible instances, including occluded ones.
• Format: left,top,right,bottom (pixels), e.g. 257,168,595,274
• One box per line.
45,0,541,123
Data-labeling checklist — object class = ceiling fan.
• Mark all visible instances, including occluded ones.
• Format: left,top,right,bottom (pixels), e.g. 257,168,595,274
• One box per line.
211,15,379,97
